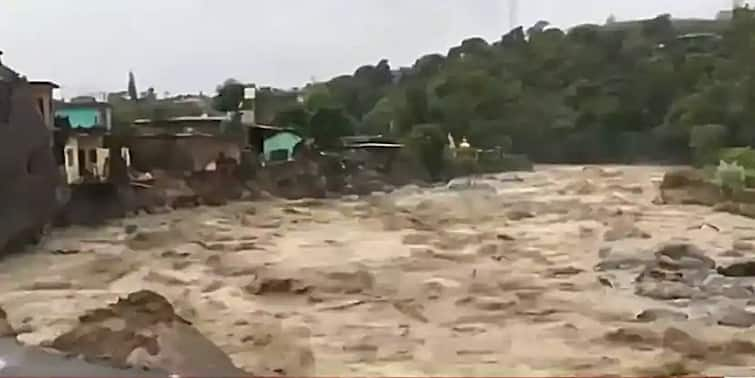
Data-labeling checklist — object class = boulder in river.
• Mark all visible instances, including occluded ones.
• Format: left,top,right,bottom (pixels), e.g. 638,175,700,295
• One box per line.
49,290,249,376
594,245,652,272
1,305,169,377
718,307,755,328
606,242,717,301
718,261,755,277
635,280,704,300
658,169,722,206
635,308,689,323
653,243,716,271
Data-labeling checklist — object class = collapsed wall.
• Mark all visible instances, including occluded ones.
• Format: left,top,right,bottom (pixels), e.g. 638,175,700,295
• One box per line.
0,79,59,253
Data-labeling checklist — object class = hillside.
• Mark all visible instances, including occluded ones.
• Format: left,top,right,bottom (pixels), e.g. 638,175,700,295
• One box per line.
244,8,755,177
601,17,729,34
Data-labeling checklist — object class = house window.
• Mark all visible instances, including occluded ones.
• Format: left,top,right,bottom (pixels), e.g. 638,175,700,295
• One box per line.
89,149,97,163
0,85,11,123
37,99,45,119
66,149,75,167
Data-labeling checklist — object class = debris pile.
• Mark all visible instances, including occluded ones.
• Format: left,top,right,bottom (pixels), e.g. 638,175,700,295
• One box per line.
49,290,250,376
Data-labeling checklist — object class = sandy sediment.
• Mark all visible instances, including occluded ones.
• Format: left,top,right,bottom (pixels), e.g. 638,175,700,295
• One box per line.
2,165,755,376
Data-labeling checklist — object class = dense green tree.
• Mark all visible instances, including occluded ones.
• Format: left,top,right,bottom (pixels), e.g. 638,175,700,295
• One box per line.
217,8,755,175
362,97,396,135
412,54,446,78
690,124,728,165
110,90,205,131
212,79,245,112
309,107,355,148
304,84,339,112
274,104,311,136
406,123,448,180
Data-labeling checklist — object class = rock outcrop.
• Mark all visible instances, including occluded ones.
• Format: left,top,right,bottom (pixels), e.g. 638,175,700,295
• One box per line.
0,76,58,253
657,168,755,219
633,243,715,300
0,306,169,377
657,168,722,206
49,290,249,376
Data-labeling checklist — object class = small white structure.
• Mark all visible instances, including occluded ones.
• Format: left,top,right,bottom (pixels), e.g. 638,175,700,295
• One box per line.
62,133,131,185
240,86,256,125
459,137,471,149
447,133,456,150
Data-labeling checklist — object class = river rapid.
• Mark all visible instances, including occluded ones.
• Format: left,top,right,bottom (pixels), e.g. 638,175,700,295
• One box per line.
2,165,755,376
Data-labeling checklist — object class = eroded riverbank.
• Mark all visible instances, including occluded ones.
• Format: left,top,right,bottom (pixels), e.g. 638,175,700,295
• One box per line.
2,165,755,376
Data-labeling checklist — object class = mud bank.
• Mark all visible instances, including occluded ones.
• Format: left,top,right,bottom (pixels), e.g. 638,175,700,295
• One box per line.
3,165,755,376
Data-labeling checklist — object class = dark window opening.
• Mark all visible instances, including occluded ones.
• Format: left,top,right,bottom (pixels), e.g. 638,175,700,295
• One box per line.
78,149,86,176
269,149,289,161
53,145,64,166
0,84,11,123
89,149,97,163
66,149,75,167
37,98,45,119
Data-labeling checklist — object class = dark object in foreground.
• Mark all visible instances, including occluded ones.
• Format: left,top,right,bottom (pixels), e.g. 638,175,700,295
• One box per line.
0,306,166,377
0,291,250,378
657,168,722,206
0,69,59,254
49,290,250,377
0,338,170,378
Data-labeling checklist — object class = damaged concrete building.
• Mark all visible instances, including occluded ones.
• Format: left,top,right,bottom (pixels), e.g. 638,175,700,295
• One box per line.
53,99,132,185
125,116,247,208
130,116,242,172
0,51,60,252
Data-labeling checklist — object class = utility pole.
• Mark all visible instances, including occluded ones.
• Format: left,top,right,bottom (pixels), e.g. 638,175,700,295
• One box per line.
509,0,518,30
733,0,747,9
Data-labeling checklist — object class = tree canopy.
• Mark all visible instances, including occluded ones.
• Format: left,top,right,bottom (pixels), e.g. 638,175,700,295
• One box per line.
268,9,754,165
212,79,245,113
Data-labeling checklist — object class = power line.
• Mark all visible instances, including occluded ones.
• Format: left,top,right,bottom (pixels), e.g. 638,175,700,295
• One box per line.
509,0,518,30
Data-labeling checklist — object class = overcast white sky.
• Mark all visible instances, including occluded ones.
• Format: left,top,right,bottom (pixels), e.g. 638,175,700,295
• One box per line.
0,0,730,98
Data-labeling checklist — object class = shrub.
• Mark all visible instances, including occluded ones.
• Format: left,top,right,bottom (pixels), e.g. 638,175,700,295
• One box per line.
478,151,534,173
448,155,480,177
689,124,727,166
719,147,755,169
406,124,448,181
713,160,746,196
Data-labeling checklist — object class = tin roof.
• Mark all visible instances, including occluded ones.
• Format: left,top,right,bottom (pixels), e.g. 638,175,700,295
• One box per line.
132,115,227,125
56,100,111,110
134,131,217,138
251,123,299,132
346,142,404,149
29,81,60,89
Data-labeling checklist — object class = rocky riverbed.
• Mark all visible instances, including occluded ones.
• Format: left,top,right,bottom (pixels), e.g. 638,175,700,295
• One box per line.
3,165,755,376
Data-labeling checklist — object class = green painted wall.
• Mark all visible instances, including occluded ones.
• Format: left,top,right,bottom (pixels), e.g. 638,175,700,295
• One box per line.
263,131,302,161
56,108,101,129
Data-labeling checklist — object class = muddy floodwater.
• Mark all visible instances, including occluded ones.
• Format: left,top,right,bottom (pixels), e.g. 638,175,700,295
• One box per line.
4,165,755,376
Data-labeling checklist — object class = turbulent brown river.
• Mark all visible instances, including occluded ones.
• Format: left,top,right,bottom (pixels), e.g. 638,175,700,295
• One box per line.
3,165,755,376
